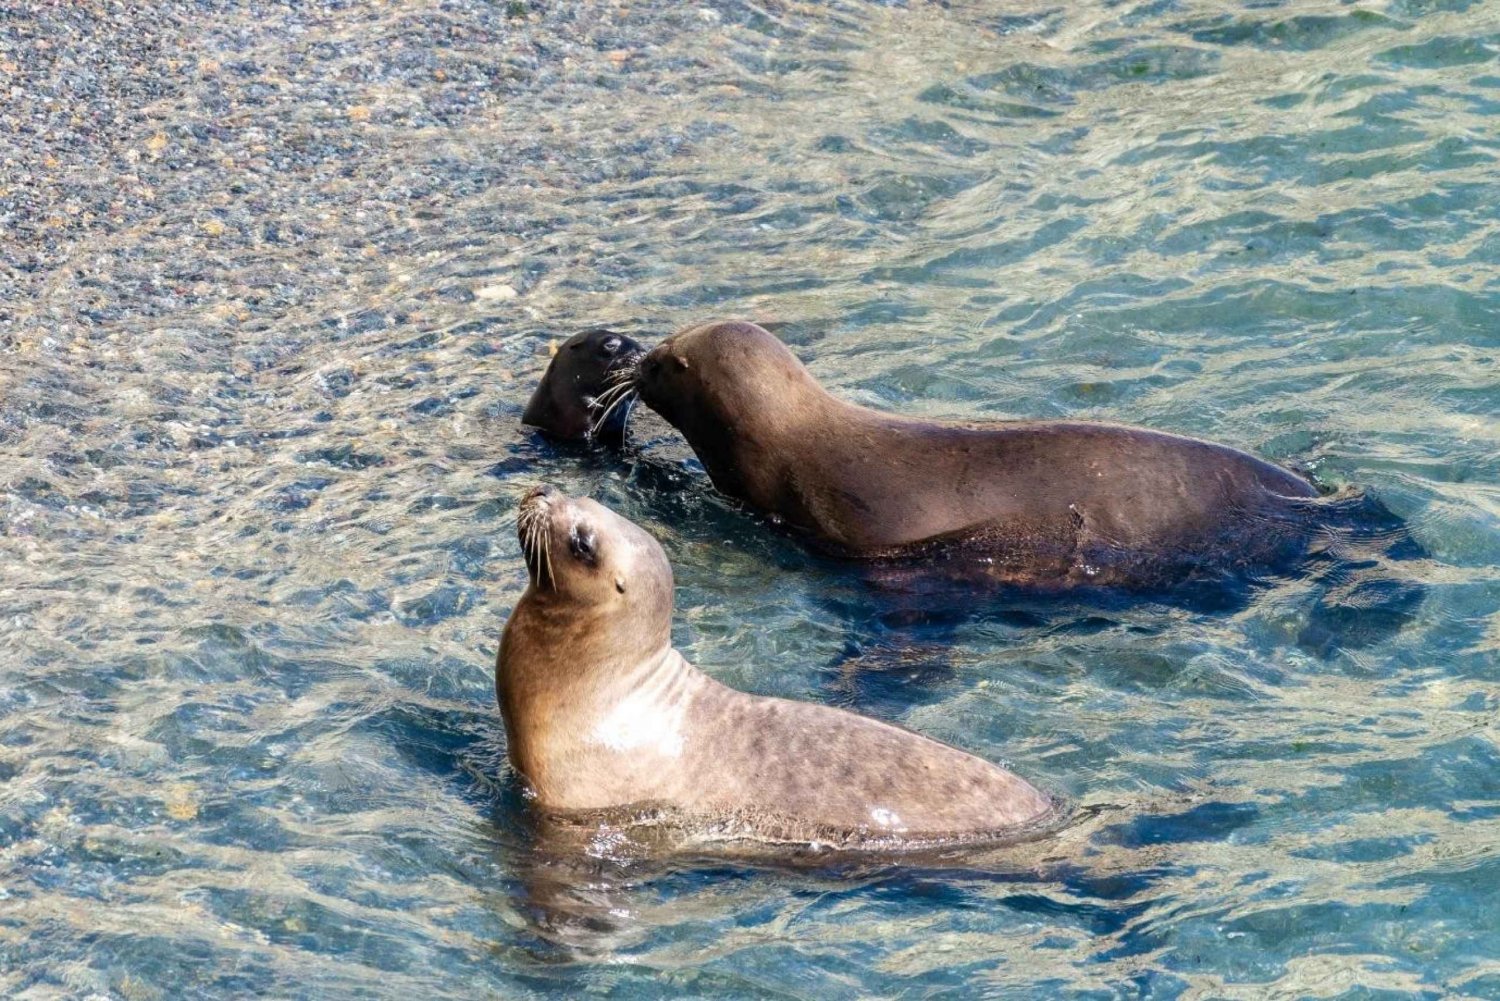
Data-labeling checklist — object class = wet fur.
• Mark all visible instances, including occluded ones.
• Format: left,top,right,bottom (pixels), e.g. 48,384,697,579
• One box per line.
522,328,645,445
635,321,1353,593
498,487,1060,850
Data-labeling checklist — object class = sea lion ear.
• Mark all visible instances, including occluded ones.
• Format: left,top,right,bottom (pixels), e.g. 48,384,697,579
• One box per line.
672,355,689,372
614,574,626,594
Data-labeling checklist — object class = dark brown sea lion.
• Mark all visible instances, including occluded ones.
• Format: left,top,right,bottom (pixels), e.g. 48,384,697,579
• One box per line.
627,320,1328,592
522,328,645,446
497,485,1060,850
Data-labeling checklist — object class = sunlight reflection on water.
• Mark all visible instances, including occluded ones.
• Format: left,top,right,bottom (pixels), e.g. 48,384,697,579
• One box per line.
1,0,1497,997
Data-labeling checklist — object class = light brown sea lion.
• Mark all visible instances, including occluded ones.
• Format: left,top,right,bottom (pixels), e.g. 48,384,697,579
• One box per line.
628,320,1327,592
497,485,1060,850
521,328,645,445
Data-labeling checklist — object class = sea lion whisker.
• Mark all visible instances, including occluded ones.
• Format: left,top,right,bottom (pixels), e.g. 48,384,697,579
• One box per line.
519,503,553,589
540,522,555,589
592,377,638,411
533,521,552,589
587,380,631,417
529,523,545,586
521,514,538,575
591,394,635,440
605,356,642,387
589,381,639,438
616,395,636,437
584,387,620,426
521,505,553,589
534,526,547,586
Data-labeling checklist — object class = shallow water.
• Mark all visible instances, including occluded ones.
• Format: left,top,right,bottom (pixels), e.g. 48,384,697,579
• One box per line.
2,0,1498,997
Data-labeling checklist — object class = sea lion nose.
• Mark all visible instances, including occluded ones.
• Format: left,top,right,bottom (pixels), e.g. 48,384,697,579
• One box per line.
522,484,560,506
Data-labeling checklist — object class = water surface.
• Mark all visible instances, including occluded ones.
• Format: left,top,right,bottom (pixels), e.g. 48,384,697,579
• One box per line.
2,0,1498,997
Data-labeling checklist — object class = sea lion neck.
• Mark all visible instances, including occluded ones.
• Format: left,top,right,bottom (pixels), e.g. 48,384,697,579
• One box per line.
680,366,842,510
512,585,672,667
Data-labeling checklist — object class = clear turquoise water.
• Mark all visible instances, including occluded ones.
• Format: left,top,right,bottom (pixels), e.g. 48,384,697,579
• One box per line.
2,0,1498,997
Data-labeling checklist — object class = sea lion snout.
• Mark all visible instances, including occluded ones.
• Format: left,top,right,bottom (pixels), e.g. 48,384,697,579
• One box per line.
520,483,559,512
517,484,565,581
634,342,699,422
636,345,668,383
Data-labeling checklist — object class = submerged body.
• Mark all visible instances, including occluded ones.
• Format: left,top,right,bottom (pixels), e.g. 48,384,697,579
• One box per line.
498,486,1058,849
633,321,1322,590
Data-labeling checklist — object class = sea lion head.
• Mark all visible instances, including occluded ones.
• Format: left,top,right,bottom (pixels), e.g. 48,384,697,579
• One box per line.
513,485,673,652
522,328,646,445
633,320,819,443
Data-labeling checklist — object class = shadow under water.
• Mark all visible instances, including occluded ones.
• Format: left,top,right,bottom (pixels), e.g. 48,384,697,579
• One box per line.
3,0,1496,996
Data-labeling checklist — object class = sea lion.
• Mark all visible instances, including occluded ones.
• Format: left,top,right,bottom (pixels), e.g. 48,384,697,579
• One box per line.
498,485,1060,850
626,320,1332,593
522,328,645,445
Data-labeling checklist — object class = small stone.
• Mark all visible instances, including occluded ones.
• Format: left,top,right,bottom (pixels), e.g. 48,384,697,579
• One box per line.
146,132,168,154
605,49,632,66
164,784,198,821
347,105,372,122
474,283,518,301
201,219,226,237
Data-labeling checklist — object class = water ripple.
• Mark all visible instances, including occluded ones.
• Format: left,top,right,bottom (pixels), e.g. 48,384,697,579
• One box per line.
3,0,1498,997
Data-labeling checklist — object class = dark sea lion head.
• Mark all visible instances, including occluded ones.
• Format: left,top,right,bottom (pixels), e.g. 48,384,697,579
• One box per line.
634,321,824,482
513,484,673,655
522,328,646,445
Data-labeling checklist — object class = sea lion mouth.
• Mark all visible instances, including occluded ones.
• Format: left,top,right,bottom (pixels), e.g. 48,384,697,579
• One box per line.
518,485,559,587
587,350,643,440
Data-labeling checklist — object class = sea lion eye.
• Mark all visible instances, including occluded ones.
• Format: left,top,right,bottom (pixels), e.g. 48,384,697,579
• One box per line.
569,525,598,565
600,336,621,355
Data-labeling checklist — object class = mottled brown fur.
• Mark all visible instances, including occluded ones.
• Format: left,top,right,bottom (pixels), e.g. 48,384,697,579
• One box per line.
498,486,1058,849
